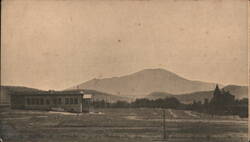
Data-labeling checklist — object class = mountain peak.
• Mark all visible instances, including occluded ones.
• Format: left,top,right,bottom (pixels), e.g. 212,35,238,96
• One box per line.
69,68,218,97
139,68,172,73
132,68,183,77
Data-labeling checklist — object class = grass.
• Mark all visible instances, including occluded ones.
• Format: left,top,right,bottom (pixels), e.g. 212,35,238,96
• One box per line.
0,108,248,142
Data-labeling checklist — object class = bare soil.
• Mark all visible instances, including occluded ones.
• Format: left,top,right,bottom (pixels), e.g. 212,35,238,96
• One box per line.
0,108,248,142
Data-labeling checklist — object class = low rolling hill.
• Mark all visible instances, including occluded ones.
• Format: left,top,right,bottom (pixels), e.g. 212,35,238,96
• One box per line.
223,85,248,99
146,85,248,104
1,86,130,103
67,89,130,102
1,86,45,94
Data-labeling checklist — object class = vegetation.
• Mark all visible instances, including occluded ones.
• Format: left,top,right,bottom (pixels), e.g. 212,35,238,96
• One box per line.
93,85,248,118
189,85,248,117
93,97,182,109
0,108,247,142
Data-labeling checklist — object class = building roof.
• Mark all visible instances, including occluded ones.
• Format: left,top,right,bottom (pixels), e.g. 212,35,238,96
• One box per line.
11,90,84,96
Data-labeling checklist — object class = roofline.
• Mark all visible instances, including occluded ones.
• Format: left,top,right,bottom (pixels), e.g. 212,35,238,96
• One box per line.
11,94,84,97
10,91,84,96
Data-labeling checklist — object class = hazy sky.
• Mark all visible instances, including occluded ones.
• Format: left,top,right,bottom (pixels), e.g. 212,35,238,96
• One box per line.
1,0,248,90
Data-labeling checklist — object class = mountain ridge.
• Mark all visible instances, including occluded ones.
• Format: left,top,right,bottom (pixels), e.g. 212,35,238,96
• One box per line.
68,68,221,97
0,85,130,103
146,85,248,104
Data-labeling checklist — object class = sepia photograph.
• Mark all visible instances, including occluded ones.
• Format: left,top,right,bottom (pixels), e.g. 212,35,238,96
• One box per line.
0,0,249,142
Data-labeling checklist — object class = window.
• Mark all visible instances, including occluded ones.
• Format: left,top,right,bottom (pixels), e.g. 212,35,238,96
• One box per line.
65,98,69,104
31,99,35,105
40,99,44,105
36,99,39,105
70,98,73,104
35,99,38,105
46,99,50,105
53,99,57,105
58,98,62,105
27,98,30,105
74,98,78,104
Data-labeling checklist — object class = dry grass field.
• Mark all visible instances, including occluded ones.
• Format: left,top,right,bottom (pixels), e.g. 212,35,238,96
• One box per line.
0,108,248,142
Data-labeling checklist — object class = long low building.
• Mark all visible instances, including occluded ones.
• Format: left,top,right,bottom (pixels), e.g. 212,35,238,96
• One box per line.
0,88,11,106
10,91,92,113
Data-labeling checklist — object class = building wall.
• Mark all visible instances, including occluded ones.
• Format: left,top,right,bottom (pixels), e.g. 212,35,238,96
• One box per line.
23,95,83,112
0,89,10,105
11,95,25,109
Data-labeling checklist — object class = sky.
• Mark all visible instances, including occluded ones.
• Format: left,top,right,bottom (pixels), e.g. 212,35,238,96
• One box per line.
1,0,248,90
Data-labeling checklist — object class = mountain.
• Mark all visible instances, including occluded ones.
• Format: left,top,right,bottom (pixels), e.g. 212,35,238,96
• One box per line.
146,85,248,104
69,68,219,97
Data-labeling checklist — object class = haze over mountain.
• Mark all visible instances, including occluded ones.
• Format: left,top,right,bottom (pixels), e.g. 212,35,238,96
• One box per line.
69,68,220,97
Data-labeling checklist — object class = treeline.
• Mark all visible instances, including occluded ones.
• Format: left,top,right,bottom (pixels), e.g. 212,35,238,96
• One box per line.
92,97,248,118
184,98,248,117
93,97,182,109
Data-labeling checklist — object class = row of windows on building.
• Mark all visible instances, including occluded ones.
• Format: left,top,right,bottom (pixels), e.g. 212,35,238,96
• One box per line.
26,97,79,105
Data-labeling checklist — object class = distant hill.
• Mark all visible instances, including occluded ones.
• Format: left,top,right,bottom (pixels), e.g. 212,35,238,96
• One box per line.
85,89,130,102
0,86,46,105
66,89,130,102
0,86,129,103
146,85,248,104
69,68,219,97
223,85,248,99
146,91,212,104
175,91,213,104
147,92,173,100
1,86,45,94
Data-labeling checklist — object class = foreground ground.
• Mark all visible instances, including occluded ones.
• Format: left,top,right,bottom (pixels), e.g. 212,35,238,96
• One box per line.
0,108,248,142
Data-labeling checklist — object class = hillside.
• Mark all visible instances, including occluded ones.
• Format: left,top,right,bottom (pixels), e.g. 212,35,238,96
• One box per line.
223,85,248,99
0,86,129,103
67,89,130,102
147,92,173,100
146,91,212,104
69,68,218,97
146,85,248,104
1,86,45,94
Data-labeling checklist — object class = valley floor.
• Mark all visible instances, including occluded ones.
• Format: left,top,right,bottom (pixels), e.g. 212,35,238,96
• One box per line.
0,108,248,142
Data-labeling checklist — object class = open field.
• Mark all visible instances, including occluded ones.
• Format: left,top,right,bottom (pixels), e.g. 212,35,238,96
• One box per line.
0,108,248,142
